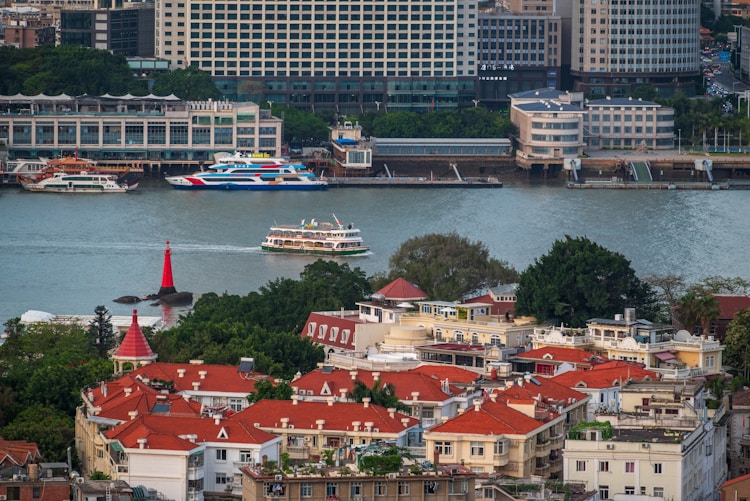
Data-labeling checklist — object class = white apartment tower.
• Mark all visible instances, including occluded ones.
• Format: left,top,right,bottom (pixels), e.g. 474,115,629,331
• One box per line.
571,0,700,97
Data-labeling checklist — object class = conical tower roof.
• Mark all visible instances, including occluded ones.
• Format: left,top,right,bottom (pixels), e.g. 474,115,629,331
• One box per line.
114,309,157,362
375,277,427,301
158,241,177,296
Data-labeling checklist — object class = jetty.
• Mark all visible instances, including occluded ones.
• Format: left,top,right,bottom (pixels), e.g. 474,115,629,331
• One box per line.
325,176,502,188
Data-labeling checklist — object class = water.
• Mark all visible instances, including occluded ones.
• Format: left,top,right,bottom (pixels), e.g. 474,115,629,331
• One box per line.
2,179,749,325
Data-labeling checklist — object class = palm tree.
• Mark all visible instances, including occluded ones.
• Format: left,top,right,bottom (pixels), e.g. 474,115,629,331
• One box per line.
673,292,720,336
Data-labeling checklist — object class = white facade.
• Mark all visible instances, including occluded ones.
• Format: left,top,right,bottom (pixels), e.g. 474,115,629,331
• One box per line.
119,445,205,501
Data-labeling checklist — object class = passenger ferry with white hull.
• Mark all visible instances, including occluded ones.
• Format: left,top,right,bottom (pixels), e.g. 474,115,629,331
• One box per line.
20,171,136,193
164,162,328,190
261,214,368,256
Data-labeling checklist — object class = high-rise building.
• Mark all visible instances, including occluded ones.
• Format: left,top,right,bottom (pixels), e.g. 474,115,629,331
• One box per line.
155,0,480,112
570,0,700,97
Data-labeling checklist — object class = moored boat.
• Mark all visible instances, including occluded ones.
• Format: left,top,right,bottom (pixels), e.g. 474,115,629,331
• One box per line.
164,163,327,190
20,171,135,193
261,214,368,255
3,156,144,187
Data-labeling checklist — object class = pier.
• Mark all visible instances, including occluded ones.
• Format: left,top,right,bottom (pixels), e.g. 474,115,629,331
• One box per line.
325,176,502,188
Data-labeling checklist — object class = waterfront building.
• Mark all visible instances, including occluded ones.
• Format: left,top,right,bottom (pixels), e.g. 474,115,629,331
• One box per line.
0,94,284,166
60,4,155,57
155,0,479,112
583,97,675,150
570,0,700,97
531,308,724,378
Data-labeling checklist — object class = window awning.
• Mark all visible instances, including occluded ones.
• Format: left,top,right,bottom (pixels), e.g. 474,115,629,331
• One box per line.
654,351,676,362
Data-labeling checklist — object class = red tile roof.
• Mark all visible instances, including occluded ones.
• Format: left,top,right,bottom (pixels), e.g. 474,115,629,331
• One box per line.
115,310,156,360
551,363,658,389
375,278,427,301
428,400,543,435
301,312,360,351
104,414,277,451
465,294,515,316
514,347,605,367
0,438,42,466
292,368,465,402
492,376,588,407
234,400,419,433
713,295,750,320
129,361,268,394
408,365,480,384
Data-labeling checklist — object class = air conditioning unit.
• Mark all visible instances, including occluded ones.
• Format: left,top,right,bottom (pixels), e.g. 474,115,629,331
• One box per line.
386,473,398,479
0,494,8,500
642,443,650,449
304,436,311,442
606,444,615,450
77,477,85,484
275,474,283,481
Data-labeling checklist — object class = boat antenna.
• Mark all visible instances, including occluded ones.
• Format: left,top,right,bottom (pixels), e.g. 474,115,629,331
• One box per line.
332,213,342,228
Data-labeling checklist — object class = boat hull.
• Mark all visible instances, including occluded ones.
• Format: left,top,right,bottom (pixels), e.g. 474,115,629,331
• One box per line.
167,181,327,191
261,244,368,256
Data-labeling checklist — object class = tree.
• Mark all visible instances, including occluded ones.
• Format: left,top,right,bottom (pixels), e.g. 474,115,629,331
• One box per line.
725,308,750,380
0,404,75,462
151,66,222,100
642,274,687,323
246,378,293,403
88,305,116,358
673,291,720,336
379,232,518,300
514,236,657,327
280,107,332,145
350,380,409,412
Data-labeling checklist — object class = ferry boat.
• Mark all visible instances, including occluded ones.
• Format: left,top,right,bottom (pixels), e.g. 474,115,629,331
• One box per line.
213,151,290,166
20,171,136,193
164,163,328,190
261,214,368,255
3,156,144,187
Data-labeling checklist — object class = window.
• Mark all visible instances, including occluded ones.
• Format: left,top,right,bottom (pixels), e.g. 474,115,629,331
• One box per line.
470,441,484,457
653,487,664,497
374,481,386,496
654,463,662,474
229,398,244,411
216,449,227,461
625,461,635,473
707,355,715,368
599,461,609,472
301,483,312,497
576,460,586,472
350,482,363,496
397,481,410,495
435,441,453,456
7,487,20,501
425,480,439,494
599,485,609,499
216,473,228,485
625,486,635,495
240,450,254,463
32,486,41,498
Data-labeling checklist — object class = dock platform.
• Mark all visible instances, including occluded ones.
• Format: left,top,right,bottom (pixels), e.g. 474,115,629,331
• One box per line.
325,176,502,188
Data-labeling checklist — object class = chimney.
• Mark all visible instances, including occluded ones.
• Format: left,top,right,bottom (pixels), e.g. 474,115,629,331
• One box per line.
190,360,204,365
192,382,200,390
411,391,420,401
388,408,396,418
137,438,147,449
214,415,222,425
489,393,497,403
372,372,380,381
280,417,289,428
349,370,358,380
473,399,482,412
400,418,410,427
457,408,465,415
182,394,191,402
316,419,325,430
327,397,335,406
129,410,138,420
198,370,207,379
352,421,361,431
177,368,186,378
102,383,108,397
364,421,374,431
363,397,371,408
292,395,299,405
339,388,348,400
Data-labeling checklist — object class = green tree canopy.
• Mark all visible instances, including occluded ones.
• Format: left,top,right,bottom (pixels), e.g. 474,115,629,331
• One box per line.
350,380,409,412
151,66,222,100
0,46,143,96
375,232,518,300
246,378,293,404
725,308,750,379
673,291,720,336
0,404,75,463
515,236,657,327
88,305,116,358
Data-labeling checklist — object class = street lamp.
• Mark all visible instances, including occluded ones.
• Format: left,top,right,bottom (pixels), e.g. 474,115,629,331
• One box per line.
472,99,480,107
374,101,381,111
678,129,681,155
267,100,273,110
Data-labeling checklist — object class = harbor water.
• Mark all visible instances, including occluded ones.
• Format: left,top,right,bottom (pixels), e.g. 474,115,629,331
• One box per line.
2,178,749,325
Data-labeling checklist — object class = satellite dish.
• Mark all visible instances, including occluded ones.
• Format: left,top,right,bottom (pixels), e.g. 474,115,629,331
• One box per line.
674,329,691,342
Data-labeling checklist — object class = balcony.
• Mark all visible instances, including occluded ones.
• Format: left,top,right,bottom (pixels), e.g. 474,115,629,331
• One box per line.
548,434,564,449
286,445,310,460
737,456,750,470
740,435,750,447
535,441,552,457
533,462,550,475
549,457,562,472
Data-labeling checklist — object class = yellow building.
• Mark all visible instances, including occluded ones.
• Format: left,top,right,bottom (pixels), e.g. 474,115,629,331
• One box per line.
531,308,723,378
